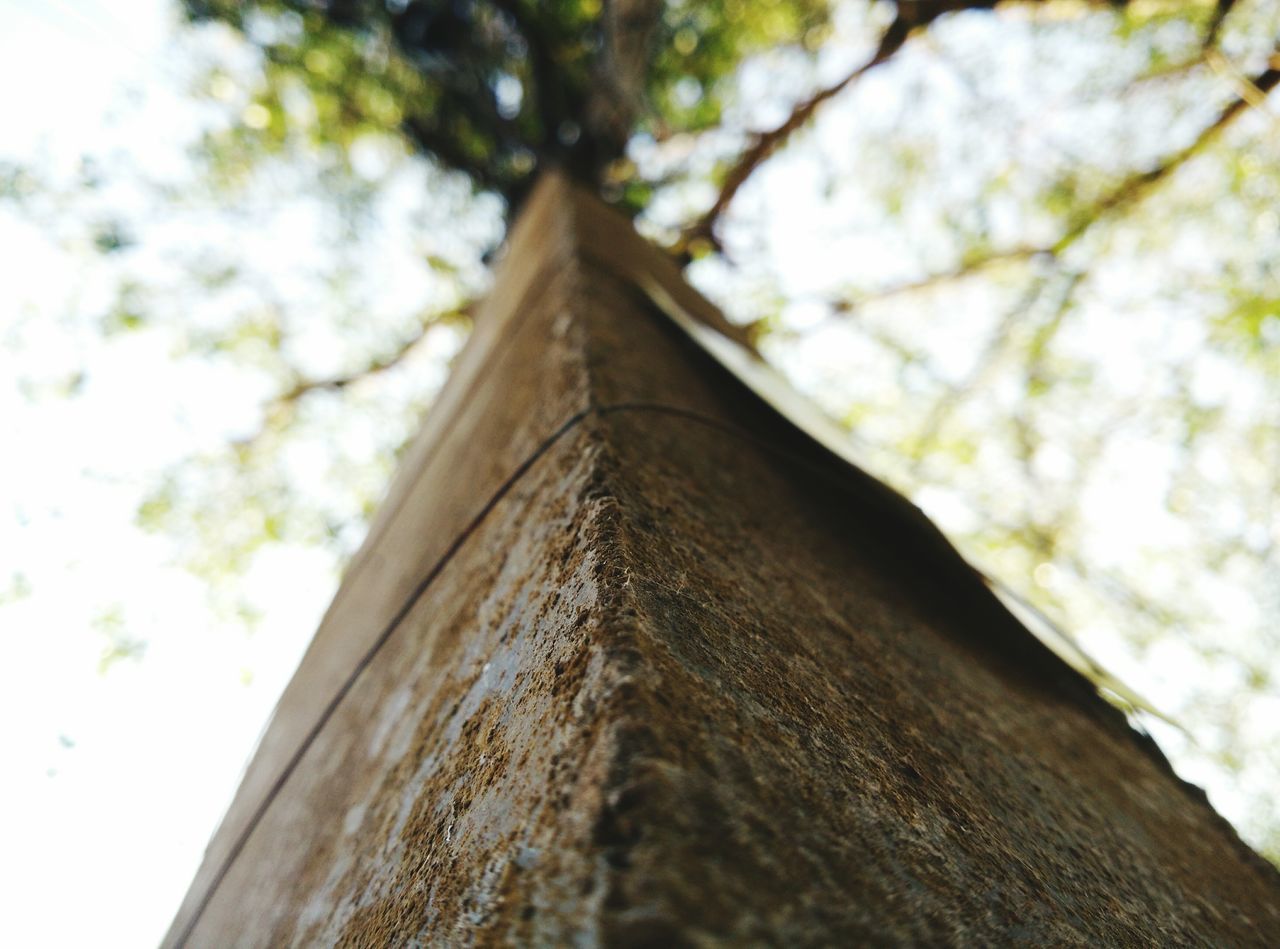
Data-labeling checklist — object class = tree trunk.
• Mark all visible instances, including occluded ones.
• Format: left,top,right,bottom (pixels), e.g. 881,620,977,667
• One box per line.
165,172,1280,946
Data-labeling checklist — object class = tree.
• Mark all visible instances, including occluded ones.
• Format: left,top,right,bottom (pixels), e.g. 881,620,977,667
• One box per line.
151,0,1280,857
166,165,1280,946
5,0,1277,924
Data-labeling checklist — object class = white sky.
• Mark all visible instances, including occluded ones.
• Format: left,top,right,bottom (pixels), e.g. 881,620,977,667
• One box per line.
0,2,335,944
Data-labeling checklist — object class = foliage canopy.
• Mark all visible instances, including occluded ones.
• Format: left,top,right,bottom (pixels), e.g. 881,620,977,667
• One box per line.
4,0,1278,861
183,0,1280,863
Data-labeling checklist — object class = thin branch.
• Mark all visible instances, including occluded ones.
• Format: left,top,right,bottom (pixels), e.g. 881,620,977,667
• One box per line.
676,20,910,257
836,55,1280,311
1206,49,1280,116
1202,0,1238,53
273,311,465,408
1053,57,1280,251
229,310,463,450
1120,53,1211,91
671,0,1153,257
837,246,1049,311
1055,95,1253,251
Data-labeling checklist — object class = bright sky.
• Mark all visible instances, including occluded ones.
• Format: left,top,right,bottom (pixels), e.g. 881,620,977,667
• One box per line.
1,2,1276,946
0,2,336,944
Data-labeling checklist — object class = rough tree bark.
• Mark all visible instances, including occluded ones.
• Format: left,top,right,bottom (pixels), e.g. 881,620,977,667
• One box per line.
165,173,1280,946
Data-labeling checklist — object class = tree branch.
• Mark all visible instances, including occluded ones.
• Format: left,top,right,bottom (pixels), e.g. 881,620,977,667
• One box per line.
672,0,1103,256
838,55,1280,310
836,246,1049,311
1052,58,1278,251
273,311,464,409
1202,0,1238,53
676,19,911,258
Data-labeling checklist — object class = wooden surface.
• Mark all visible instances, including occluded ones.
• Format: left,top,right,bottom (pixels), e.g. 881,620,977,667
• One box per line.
165,173,1280,946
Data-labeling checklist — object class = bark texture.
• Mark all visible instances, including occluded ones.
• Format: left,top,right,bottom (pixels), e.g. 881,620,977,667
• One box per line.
166,173,1280,946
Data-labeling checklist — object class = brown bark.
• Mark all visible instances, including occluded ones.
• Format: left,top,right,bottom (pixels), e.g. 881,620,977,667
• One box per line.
165,172,1280,946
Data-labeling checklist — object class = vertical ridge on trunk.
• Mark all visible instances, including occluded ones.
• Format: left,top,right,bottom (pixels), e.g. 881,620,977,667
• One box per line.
166,172,1280,946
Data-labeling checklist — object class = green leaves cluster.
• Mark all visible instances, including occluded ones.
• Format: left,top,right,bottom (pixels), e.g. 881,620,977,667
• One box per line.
184,0,835,202
647,0,832,133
